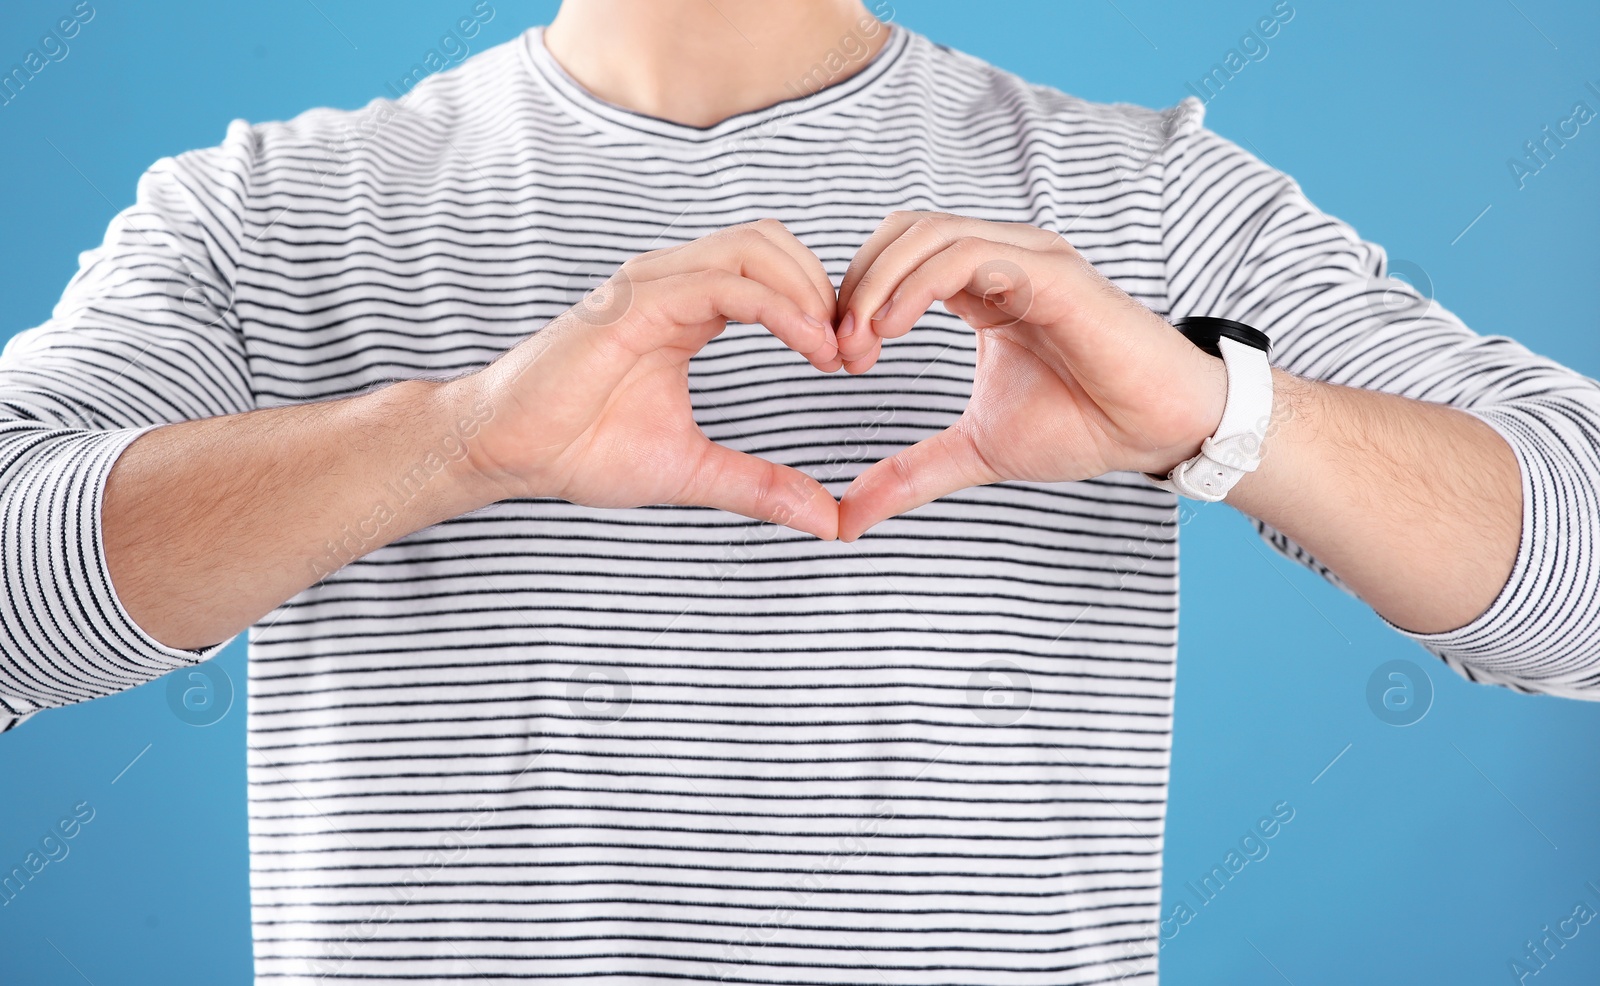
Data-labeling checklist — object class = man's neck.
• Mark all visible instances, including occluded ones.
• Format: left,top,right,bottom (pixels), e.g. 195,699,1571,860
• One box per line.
544,0,890,128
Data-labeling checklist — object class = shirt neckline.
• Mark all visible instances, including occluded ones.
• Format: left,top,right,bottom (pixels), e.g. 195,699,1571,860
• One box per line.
519,23,913,144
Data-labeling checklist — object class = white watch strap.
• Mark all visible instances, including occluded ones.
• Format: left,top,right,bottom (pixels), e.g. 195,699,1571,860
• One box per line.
1147,336,1274,502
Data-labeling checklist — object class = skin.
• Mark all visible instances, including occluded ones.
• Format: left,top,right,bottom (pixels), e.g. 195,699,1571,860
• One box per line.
830,211,1522,636
543,0,891,129
102,0,1520,650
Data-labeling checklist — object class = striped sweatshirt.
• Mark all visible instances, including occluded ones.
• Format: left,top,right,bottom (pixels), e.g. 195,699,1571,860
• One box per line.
3,24,1598,986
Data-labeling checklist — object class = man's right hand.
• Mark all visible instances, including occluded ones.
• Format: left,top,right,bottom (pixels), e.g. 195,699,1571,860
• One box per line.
102,221,844,649
449,219,844,540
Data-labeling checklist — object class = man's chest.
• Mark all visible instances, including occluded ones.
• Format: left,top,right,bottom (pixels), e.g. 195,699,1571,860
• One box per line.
231,154,1167,424
246,164,1180,687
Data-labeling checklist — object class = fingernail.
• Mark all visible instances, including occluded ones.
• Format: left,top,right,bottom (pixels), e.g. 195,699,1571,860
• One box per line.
803,313,825,331
872,293,897,322
837,312,857,340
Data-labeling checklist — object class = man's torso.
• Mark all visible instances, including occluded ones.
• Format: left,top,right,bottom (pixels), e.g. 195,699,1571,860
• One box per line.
241,27,1178,983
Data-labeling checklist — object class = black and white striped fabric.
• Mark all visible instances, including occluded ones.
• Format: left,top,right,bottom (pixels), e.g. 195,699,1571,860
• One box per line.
3,25,1598,985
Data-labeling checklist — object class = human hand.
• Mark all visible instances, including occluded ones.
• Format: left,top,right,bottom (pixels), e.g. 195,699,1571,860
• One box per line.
832,211,1228,541
455,220,844,540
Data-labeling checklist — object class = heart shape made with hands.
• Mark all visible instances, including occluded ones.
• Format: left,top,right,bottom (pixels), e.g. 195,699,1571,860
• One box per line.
499,213,1227,545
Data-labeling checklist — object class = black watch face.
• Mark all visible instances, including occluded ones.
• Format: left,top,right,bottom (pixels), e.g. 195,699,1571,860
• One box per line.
1173,316,1271,358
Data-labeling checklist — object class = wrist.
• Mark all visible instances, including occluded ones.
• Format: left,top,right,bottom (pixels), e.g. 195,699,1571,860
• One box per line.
1142,327,1277,500
1223,368,1314,512
382,376,510,515
1140,344,1229,477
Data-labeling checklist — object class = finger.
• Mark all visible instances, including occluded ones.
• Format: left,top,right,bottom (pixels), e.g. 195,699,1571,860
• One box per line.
712,223,836,330
837,210,927,317
841,233,1040,373
678,441,840,540
623,270,835,365
699,226,840,370
750,221,843,372
864,237,1049,343
837,424,996,542
839,214,1067,363
626,224,839,368
885,235,1177,397
843,213,1068,316
747,219,838,323
839,212,976,365
840,335,882,375
835,211,936,365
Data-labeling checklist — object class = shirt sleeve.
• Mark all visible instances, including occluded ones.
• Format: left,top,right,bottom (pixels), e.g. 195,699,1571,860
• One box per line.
0,120,260,732
1157,96,1600,700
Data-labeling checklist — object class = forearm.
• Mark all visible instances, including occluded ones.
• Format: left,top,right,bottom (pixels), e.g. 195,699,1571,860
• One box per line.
103,378,501,650
101,225,845,653
1226,369,1522,634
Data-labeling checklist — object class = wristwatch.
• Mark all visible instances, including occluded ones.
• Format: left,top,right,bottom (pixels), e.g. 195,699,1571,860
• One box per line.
1144,316,1274,502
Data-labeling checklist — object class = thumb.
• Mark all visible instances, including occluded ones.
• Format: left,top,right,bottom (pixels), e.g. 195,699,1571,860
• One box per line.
676,441,840,540
838,425,996,542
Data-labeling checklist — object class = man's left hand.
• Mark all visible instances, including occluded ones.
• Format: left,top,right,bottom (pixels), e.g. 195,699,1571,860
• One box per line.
833,211,1228,542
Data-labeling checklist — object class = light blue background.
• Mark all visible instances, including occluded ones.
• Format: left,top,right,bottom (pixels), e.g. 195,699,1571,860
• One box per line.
1,1,1596,983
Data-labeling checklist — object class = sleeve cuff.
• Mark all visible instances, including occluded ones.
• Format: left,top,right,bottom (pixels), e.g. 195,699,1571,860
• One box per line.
0,425,230,723
1385,405,1600,699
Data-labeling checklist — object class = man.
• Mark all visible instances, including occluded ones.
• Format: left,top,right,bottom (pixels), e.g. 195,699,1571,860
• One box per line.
1,0,1595,982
